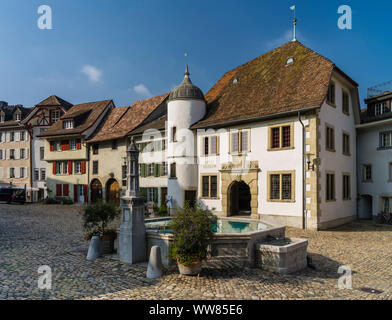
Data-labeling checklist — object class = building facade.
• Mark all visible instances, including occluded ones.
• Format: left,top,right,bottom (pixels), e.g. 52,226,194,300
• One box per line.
357,91,392,219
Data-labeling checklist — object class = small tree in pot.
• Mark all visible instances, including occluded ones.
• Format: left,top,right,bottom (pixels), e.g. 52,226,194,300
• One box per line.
82,200,121,254
169,204,216,276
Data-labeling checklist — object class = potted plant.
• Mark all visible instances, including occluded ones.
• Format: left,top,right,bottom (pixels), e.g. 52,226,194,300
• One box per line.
169,205,216,276
82,200,121,254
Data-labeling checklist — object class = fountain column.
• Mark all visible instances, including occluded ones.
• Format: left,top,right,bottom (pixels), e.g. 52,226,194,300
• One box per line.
118,138,147,264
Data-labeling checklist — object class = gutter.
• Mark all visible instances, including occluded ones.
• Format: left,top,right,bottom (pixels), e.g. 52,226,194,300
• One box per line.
298,111,307,230
192,105,321,130
356,117,392,129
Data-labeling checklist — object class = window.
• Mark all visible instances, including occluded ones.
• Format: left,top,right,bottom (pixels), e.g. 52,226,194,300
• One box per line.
20,167,25,178
147,188,155,202
15,113,21,121
0,132,3,142
162,139,167,150
111,140,117,150
40,147,44,160
10,168,15,178
93,161,98,175
56,162,62,175
93,144,99,155
268,124,293,150
382,197,391,213
326,173,335,201
40,168,46,181
51,111,61,123
202,135,219,156
0,115,4,122
10,132,14,142
69,139,76,150
34,169,39,181
363,165,372,182
380,131,392,149
326,125,335,151
230,129,250,154
201,175,218,198
0,149,3,160
171,127,177,142
20,131,26,141
389,163,392,182
148,163,154,176
63,120,74,129
343,175,351,200
170,163,176,178
268,172,295,202
75,161,81,174
342,91,350,115
375,102,387,116
161,162,168,176
342,133,350,155
10,149,15,159
19,149,25,159
327,82,335,105
62,161,68,175
55,141,61,152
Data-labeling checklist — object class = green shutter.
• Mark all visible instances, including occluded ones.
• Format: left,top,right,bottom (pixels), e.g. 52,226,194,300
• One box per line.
153,188,158,203
141,164,146,177
140,188,147,198
154,163,160,177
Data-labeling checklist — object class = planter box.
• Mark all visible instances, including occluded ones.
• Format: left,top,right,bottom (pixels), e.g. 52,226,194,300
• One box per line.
100,238,115,254
255,238,308,274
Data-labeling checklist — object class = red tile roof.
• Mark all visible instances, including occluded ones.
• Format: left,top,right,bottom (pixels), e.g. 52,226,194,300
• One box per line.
192,41,353,129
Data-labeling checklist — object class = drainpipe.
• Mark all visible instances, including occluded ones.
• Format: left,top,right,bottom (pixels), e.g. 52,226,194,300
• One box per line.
298,111,306,230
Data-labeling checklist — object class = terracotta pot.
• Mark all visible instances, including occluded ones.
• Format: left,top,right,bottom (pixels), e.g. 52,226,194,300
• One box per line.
177,260,203,276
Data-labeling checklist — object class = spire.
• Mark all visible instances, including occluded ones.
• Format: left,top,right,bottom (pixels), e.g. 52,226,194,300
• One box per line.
184,64,190,78
290,5,297,42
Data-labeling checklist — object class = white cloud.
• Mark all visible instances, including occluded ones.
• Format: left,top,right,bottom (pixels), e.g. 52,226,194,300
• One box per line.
81,65,102,83
133,83,152,98
263,30,308,52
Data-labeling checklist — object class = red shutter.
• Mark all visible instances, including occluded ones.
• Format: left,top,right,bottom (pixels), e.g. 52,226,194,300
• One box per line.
74,185,78,203
76,139,81,150
63,184,69,197
68,161,72,175
81,160,86,174
61,141,65,151
52,162,56,175
83,185,88,204
50,142,54,152
65,140,70,151
56,184,62,197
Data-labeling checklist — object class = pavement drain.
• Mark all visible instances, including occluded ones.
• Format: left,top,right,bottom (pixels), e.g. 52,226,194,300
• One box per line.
360,287,384,295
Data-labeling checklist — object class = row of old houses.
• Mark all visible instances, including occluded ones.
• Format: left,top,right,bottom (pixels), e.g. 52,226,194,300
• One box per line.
1,40,391,229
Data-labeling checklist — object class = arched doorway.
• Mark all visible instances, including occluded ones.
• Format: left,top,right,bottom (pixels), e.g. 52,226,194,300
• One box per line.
229,181,251,217
106,179,120,207
90,179,103,203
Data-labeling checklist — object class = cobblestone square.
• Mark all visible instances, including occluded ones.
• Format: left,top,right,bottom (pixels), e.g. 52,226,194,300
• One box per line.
0,204,391,300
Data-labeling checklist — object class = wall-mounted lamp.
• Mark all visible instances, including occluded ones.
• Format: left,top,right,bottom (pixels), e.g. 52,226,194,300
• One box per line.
306,153,315,171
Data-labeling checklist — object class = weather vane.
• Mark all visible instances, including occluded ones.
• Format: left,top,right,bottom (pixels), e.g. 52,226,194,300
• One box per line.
290,5,297,42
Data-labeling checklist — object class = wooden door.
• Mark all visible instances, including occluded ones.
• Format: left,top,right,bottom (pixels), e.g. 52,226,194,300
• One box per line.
161,187,168,207
185,190,196,209
107,179,120,207
91,179,103,203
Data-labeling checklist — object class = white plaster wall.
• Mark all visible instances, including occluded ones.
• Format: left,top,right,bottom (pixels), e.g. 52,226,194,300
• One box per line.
32,126,48,189
357,121,392,216
318,75,357,223
197,117,305,218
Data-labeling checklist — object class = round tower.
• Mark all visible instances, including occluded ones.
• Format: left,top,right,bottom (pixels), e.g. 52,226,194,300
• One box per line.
167,65,206,209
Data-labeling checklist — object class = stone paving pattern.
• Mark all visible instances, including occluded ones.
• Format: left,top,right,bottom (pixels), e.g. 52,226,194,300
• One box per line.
0,204,391,300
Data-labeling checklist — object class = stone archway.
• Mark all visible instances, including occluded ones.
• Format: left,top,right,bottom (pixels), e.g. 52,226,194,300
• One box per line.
220,160,260,220
229,181,251,216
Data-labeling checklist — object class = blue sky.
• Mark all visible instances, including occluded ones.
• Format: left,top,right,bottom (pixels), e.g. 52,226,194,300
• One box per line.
0,0,391,109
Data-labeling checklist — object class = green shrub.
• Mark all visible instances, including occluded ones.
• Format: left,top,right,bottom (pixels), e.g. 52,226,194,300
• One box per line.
169,204,216,266
156,205,168,217
62,199,74,205
43,198,60,205
81,200,121,239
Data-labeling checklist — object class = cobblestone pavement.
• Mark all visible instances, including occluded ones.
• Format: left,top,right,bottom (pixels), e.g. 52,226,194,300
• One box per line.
0,203,391,300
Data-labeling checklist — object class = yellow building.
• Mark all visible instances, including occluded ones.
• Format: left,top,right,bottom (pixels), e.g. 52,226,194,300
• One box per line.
39,100,113,203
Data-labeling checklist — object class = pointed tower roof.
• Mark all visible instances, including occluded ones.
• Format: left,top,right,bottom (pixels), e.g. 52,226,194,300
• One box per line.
36,95,73,110
168,65,205,102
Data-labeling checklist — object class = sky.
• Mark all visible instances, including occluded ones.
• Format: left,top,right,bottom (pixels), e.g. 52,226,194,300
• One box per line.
1,0,392,109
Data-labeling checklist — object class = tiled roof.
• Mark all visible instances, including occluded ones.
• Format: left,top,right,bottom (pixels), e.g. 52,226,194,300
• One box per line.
0,105,31,128
88,93,169,143
39,100,113,137
130,114,167,135
192,41,341,129
36,95,73,110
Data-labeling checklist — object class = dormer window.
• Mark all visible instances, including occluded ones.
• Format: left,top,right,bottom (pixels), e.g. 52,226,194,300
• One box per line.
14,113,21,121
51,110,61,124
63,120,74,129
286,57,295,65
0,115,4,122
375,102,387,116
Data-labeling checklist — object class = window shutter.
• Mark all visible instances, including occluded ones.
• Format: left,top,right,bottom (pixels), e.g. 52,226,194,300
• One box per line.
81,161,86,174
56,184,62,197
140,188,147,198
153,188,158,203
141,164,146,177
231,132,239,154
63,184,69,197
76,139,81,150
83,185,88,203
65,140,70,151
68,161,72,175
154,164,159,177
241,131,249,152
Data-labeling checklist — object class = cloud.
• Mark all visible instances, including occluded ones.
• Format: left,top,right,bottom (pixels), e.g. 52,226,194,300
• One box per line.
133,83,152,98
81,65,102,83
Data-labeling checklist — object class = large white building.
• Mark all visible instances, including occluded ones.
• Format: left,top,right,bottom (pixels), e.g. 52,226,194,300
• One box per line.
129,40,361,230
357,90,392,219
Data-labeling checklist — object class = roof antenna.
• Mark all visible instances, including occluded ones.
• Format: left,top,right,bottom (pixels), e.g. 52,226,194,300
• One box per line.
290,5,297,42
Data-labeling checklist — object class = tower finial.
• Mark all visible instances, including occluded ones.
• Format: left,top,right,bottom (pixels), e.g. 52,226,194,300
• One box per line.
290,5,297,42
185,64,190,77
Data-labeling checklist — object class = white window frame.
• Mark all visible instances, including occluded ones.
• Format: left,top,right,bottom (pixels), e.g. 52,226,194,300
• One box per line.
63,120,74,129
